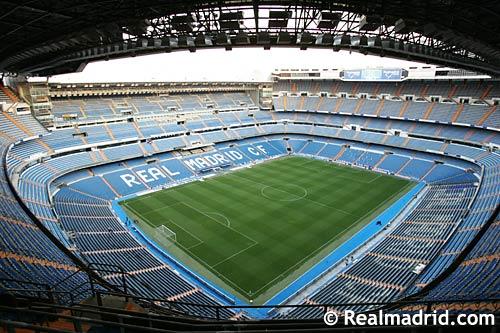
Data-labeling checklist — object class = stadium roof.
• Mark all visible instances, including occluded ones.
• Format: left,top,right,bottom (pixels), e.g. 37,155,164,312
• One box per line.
1,0,499,76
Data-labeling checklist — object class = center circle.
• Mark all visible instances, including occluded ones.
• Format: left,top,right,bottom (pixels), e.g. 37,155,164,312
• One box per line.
261,184,308,202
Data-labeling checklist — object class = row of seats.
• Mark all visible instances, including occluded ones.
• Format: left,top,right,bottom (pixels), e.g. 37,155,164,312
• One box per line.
274,79,500,100
275,111,499,146
423,213,499,301
11,110,486,248
281,183,477,319
51,93,255,122
0,84,15,103
14,118,481,222
3,91,499,319
31,130,485,320
0,112,89,302
273,95,499,129
407,152,500,295
292,138,477,184
8,107,499,170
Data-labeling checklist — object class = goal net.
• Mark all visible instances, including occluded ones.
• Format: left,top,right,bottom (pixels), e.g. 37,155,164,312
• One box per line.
155,225,177,245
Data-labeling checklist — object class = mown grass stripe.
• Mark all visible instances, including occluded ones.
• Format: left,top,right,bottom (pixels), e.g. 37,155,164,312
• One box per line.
120,156,413,302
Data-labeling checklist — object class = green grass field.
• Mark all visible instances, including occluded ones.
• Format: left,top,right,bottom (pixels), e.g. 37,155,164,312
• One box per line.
120,156,413,303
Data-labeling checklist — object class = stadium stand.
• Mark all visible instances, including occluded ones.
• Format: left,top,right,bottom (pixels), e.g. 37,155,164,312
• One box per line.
273,94,500,130
0,77,497,331
1,0,500,329
280,182,477,318
0,113,91,304
50,93,257,124
0,83,18,103
422,213,499,301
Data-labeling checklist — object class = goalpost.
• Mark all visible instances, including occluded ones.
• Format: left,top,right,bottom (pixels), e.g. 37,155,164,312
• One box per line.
155,224,177,245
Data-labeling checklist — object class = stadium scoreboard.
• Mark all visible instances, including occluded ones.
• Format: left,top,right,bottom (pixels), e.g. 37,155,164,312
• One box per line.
341,68,404,81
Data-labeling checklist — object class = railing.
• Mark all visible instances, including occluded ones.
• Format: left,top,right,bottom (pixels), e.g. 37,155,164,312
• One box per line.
0,262,190,319
0,262,128,306
0,278,55,302
1,263,499,322
91,289,500,321
0,295,498,333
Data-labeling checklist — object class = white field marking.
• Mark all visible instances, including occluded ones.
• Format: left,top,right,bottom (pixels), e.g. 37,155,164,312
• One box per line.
128,188,178,202
125,202,203,249
293,160,390,196
249,184,411,296
181,201,259,245
132,204,246,249
224,178,414,297
139,201,185,216
130,194,154,202
177,238,259,297
233,173,353,216
368,173,383,183
130,206,252,294
150,222,252,296
123,195,256,297
123,204,190,248
260,184,308,202
122,158,410,298
210,242,259,269
308,157,364,175
164,218,204,248
127,202,194,241
122,202,150,222
247,205,381,296
205,212,231,227
130,185,185,202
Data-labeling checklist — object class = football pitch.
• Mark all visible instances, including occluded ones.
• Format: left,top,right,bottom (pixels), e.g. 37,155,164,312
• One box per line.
120,156,414,303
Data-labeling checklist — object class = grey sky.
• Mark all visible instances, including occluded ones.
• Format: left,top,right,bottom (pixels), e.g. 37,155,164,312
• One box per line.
47,48,424,83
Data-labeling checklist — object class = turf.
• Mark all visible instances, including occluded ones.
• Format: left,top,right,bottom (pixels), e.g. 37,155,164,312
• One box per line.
120,156,413,303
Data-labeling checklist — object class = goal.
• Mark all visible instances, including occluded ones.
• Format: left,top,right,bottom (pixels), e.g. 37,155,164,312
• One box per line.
155,224,177,245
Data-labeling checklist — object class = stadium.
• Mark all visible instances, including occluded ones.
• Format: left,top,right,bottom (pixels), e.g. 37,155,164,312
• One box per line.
0,0,499,332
